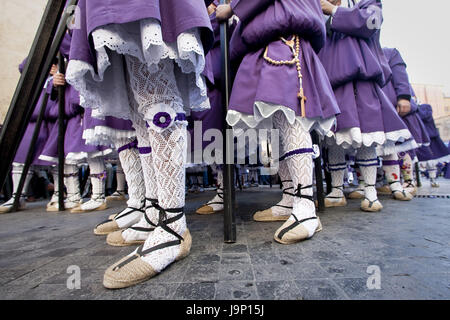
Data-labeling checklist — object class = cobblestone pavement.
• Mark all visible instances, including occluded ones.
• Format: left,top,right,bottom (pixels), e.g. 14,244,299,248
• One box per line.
0,180,449,300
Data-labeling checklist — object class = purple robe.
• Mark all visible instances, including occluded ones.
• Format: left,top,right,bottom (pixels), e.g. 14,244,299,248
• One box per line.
382,47,430,147
14,59,56,166
39,32,109,164
318,0,410,140
70,0,213,68
416,104,450,163
228,0,339,122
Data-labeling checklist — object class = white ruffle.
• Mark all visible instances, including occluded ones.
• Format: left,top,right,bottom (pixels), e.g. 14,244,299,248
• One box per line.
39,149,113,165
419,154,450,168
326,127,413,152
66,18,209,120
376,139,418,157
82,127,136,147
226,101,336,138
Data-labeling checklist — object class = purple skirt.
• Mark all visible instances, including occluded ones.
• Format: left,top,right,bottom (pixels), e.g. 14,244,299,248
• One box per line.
14,121,52,166
330,80,413,153
228,39,339,121
416,136,450,165
402,112,430,147
40,115,111,164
83,109,135,147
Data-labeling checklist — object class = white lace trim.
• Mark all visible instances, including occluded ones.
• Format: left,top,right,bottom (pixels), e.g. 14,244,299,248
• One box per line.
376,139,418,157
326,127,413,151
419,154,450,167
83,127,136,147
226,101,336,138
39,149,113,165
66,18,209,120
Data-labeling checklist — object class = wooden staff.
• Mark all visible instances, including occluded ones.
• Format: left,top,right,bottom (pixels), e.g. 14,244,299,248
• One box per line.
220,0,236,243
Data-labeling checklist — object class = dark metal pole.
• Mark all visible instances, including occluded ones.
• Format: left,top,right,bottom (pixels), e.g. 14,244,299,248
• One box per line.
0,0,77,190
12,85,51,212
415,162,422,188
220,0,236,243
311,131,325,212
57,53,66,212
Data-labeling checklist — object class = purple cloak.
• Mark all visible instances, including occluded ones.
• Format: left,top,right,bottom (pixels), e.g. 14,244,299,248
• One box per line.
39,32,111,164
382,47,430,147
318,0,412,151
14,59,56,166
416,104,450,165
226,0,340,133
66,0,213,122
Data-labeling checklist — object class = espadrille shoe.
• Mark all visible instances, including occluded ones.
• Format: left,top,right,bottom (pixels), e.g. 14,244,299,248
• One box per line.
94,206,145,235
108,213,118,220
0,195,26,213
103,229,192,289
376,185,392,195
392,190,413,201
106,191,127,202
196,188,224,215
254,180,294,222
274,217,322,245
106,230,146,246
403,180,417,196
360,198,383,212
46,201,64,212
71,196,107,213
106,202,158,245
324,196,347,208
253,208,290,222
324,185,347,207
348,188,365,199
431,181,440,188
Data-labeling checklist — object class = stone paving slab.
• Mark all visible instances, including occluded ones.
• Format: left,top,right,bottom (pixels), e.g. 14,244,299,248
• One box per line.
0,180,449,300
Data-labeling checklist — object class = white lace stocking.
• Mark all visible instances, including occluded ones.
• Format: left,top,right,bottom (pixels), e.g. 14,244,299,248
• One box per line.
115,162,126,192
12,163,32,197
125,55,184,128
115,137,145,209
382,154,403,192
64,164,81,203
136,123,187,272
271,160,293,216
206,167,224,210
326,144,346,199
399,152,413,182
120,120,158,241
273,113,317,236
356,146,379,202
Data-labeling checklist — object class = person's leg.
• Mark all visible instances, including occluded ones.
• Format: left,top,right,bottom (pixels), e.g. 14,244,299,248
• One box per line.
0,163,32,213
72,157,108,212
399,152,417,195
348,166,365,199
253,159,292,221
196,164,224,215
382,153,413,200
107,161,127,200
356,146,383,212
106,123,159,245
324,144,348,207
428,163,439,188
104,57,191,288
64,164,82,209
272,112,321,244
96,138,147,235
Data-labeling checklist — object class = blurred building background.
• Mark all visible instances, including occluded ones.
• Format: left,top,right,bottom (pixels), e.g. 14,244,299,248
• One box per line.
0,0,47,124
412,84,450,143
